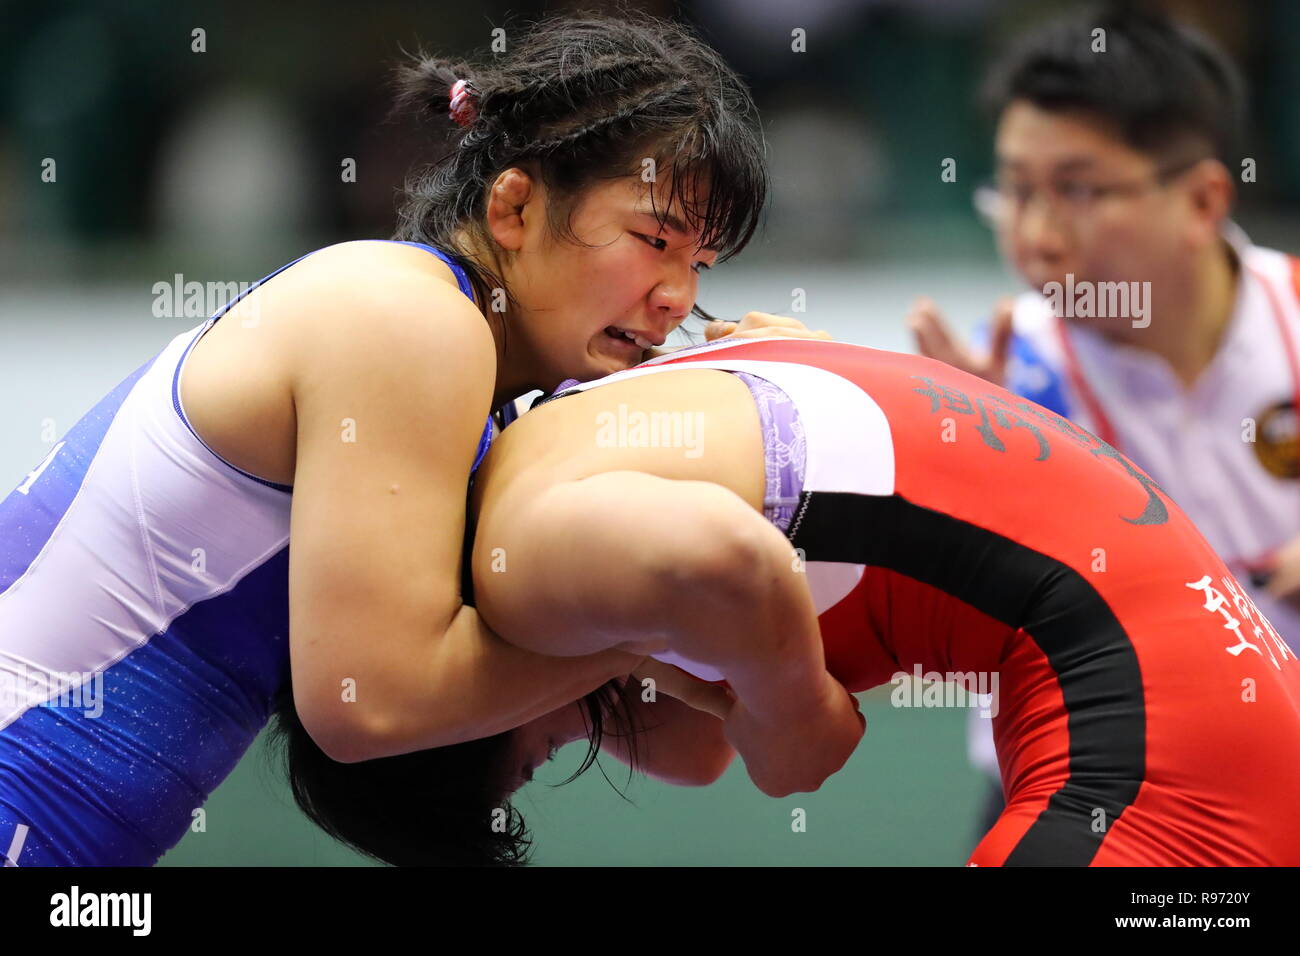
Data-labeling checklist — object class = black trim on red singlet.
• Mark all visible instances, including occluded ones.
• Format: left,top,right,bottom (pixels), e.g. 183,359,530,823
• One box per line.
789,489,1147,866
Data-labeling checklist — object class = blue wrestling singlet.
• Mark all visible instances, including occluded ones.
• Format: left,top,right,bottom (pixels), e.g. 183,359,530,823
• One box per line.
0,240,493,865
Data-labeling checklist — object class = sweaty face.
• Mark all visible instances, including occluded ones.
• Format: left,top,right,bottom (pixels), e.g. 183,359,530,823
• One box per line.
506,174,719,389
992,101,1196,329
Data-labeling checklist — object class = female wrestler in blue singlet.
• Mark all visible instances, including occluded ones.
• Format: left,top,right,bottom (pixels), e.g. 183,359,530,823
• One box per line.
0,12,824,866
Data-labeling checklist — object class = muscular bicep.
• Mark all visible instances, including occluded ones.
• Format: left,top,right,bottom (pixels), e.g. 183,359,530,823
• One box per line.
470,470,751,658
286,276,495,747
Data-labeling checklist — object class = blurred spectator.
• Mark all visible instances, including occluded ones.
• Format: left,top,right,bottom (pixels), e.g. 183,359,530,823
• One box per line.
903,4,1300,843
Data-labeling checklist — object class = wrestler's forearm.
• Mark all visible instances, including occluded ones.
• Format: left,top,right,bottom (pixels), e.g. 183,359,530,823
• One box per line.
653,505,831,724
353,604,642,759
601,687,735,785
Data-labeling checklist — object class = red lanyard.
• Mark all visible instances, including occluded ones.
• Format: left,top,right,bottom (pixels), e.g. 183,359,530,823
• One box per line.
1052,260,1300,576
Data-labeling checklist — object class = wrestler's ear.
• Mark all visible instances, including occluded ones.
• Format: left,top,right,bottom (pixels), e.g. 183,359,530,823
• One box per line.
485,167,539,252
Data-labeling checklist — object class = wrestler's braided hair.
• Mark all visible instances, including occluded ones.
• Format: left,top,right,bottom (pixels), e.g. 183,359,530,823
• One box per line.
389,6,769,329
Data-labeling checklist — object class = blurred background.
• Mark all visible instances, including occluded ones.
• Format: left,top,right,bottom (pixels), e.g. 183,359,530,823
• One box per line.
2,0,1298,865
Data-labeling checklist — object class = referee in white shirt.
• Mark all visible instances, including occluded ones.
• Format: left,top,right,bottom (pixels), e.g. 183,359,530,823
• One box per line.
903,4,1300,838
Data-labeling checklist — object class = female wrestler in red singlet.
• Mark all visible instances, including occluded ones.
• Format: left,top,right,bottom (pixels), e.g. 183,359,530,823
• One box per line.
463,336,1300,867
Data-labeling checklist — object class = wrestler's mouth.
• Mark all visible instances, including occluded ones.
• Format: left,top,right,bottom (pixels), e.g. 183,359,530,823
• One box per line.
603,326,657,350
